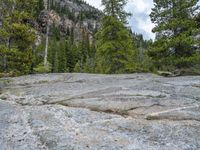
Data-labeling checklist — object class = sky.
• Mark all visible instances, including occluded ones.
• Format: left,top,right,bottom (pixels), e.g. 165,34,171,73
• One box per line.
85,0,155,40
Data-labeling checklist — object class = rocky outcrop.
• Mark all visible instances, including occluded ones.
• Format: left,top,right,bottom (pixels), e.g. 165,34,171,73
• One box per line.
0,73,200,149
37,0,103,43
38,10,61,33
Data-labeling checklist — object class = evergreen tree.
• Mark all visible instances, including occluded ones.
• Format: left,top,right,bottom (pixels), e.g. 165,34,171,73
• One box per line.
83,37,96,73
95,16,135,74
36,0,45,16
48,38,58,72
66,39,79,72
57,40,67,72
80,29,90,66
102,0,131,23
0,0,37,75
196,12,200,28
95,0,135,74
149,0,200,70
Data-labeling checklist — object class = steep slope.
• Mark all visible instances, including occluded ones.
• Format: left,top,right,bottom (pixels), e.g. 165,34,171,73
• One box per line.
37,0,103,42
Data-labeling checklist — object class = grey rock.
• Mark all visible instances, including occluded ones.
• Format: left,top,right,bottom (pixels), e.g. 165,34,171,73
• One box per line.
146,105,200,121
0,73,200,150
37,0,103,43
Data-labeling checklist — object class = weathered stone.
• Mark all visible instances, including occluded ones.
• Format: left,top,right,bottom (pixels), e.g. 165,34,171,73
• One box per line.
157,71,181,77
146,105,200,121
0,73,200,150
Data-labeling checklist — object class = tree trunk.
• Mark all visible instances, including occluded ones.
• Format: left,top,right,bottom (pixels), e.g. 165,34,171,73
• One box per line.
44,0,49,68
3,37,11,72
3,55,7,72
44,23,49,67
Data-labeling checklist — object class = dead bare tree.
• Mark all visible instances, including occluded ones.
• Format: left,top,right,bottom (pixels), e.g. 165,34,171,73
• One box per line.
44,0,49,68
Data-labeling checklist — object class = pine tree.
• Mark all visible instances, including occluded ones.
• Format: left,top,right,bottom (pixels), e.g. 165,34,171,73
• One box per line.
149,0,200,70
57,40,67,72
66,39,79,72
83,37,96,73
36,0,45,16
48,38,58,72
102,0,131,23
95,16,135,74
0,0,37,75
196,12,200,28
95,0,135,74
80,29,90,65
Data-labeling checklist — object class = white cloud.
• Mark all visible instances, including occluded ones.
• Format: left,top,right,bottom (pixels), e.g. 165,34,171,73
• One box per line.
126,0,155,39
84,0,155,40
84,0,103,10
136,17,155,39
128,0,153,14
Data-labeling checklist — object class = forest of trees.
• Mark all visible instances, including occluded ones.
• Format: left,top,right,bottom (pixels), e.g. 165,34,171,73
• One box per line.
0,0,199,77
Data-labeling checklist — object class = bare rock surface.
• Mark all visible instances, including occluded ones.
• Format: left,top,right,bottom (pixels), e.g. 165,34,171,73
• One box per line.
0,73,200,150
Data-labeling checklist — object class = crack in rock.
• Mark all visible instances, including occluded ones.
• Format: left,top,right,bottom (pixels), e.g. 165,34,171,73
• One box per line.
146,105,200,122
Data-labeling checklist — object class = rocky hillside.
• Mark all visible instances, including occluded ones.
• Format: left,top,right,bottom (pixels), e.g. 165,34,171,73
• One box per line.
37,0,103,42
0,73,200,149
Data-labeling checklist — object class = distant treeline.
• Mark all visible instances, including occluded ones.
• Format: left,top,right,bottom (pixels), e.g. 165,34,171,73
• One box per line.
0,0,199,77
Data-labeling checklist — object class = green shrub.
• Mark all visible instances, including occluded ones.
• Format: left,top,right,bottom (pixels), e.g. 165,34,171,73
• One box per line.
34,62,52,73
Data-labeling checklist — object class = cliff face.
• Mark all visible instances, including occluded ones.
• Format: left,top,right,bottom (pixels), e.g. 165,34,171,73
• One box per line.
37,0,103,42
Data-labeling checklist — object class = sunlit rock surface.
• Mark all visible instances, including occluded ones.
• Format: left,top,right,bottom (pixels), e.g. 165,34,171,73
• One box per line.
0,73,200,150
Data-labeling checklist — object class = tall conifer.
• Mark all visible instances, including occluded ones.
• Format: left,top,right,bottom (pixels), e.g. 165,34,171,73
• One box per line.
95,0,135,74
149,0,199,70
